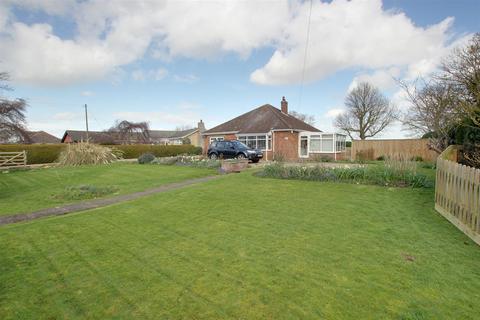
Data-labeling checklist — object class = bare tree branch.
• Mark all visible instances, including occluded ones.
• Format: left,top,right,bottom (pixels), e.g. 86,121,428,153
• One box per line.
439,33,480,127
334,82,397,140
398,78,459,153
108,120,150,144
0,72,30,143
290,110,316,126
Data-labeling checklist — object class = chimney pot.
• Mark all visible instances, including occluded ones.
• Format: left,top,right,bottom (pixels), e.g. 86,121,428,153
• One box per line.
281,96,288,114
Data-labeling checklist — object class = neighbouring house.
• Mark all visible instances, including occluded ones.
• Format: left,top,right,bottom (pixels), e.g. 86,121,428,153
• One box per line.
149,120,206,146
26,131,61,144
0,131,60,144
202,97,347,161
61,120,206,148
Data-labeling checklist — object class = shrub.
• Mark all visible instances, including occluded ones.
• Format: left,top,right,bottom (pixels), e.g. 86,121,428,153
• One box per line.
376,155,385,161
258,162,432,188
138,153,155,164
54,185,119,200
58,142,118,166
310,155,333,163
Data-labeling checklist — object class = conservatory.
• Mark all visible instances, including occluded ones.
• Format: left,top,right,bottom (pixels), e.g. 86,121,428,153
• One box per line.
298,132,347,160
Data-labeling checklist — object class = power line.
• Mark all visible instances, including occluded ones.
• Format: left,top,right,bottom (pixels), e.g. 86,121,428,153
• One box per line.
297,0,313,112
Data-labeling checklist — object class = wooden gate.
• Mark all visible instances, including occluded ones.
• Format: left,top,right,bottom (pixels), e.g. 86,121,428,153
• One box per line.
0,151,27,168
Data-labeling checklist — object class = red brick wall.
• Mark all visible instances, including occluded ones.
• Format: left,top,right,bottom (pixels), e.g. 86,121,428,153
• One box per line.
273,131,299,161
203,134,237,154
307,152,346,161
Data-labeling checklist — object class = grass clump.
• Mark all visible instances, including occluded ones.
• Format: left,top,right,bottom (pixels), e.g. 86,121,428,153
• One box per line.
259,158,432,188
54,184,119,200
58,142,119,166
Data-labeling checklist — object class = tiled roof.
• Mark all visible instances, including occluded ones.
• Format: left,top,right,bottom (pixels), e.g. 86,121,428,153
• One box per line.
203,104,321,135
27,131,61,144
61,128,198,143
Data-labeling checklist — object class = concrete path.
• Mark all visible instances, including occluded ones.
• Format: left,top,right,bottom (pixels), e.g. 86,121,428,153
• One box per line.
0,175,220,226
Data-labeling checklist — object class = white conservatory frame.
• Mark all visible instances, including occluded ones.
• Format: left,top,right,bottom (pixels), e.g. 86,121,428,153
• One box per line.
298,132,347,160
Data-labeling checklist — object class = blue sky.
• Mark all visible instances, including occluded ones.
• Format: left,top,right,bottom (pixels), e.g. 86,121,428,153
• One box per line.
0,0,478,138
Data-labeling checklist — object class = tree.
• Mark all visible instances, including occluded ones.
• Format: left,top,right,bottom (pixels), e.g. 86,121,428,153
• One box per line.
399,79,459,153
290,110,315,126
440,33,480,127
175,124,194,131
0,72,30,143
108,120,150,144
334,82,396,140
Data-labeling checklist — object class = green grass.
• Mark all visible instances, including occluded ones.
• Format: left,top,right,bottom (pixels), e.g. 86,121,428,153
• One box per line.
1,171,480,319
0,163,215,216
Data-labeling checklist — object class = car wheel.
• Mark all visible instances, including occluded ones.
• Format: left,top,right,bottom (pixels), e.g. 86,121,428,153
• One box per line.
209,153,218,160
237,153,246,160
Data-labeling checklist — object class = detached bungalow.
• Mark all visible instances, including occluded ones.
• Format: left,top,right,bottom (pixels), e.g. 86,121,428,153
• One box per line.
202,97,347,161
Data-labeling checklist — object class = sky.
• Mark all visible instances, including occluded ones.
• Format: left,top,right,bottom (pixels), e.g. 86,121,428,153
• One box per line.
0,0,478,139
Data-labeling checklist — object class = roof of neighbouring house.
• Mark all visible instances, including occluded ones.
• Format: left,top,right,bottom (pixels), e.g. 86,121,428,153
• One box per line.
27,131,61,144
203,104,321,135
61,128,199,143
61,130,118,144
149,128,198,140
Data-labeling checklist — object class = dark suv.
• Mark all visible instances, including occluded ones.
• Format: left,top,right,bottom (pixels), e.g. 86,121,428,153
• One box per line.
207,140,263,162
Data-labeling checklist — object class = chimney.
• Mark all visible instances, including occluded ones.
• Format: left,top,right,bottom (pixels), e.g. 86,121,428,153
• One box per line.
197,119,206,133
281,96,288,114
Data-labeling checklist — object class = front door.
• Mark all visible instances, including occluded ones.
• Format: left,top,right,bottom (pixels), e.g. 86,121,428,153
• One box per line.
300,136,308,157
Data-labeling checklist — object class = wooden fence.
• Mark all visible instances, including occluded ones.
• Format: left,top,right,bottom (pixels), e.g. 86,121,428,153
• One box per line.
351,139,438,162
0,151,27,168
435,146,480,245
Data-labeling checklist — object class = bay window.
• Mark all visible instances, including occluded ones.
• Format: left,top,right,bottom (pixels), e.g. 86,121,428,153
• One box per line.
237,134,272,151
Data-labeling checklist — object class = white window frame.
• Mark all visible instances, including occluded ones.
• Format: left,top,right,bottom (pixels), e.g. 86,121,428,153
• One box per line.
236,134,271,151
209,136,224,143
297,132,347,156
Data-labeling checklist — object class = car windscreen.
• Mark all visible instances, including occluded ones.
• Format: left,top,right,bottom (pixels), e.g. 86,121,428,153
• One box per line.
233,141,249,148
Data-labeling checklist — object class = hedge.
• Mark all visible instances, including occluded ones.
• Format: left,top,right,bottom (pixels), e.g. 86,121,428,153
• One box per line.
0,144,66,164
111,144,202,159
0,144,203,164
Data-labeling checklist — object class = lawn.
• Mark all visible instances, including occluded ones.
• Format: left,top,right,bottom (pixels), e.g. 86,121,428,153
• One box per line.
1,169,480,319
0,163,216,216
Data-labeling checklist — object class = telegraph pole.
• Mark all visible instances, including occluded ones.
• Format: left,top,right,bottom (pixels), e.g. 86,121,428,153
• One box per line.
84,104,89,142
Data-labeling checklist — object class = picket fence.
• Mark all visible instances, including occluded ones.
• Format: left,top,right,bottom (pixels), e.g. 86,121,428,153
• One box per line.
435,147,480,245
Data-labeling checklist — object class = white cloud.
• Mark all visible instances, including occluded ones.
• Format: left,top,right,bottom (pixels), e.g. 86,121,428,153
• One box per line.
348,67,401,91
131,69,146,81
173,74,199,84
251,0,457,85
325,108,345,118
0,0,467,87
132,68,168,81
